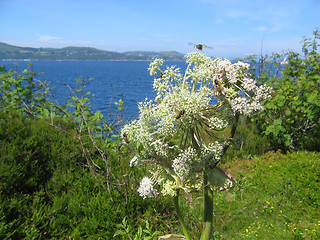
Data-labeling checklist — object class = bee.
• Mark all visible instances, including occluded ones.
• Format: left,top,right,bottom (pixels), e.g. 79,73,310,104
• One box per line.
158,72,163,79
123,133,129,143
175,109,185,119
213,79,224,94
189,43,213,51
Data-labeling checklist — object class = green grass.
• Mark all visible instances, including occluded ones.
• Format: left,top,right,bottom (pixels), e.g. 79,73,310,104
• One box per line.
179,151,320,239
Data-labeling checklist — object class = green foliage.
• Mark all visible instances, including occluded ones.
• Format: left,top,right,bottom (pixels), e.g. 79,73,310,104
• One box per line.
0,63,175,239
223,116,271,160
114,216,161,240
0,110,173,239
0,110,80,196
0,64,50,115
178,151,320,239
250,29,320,151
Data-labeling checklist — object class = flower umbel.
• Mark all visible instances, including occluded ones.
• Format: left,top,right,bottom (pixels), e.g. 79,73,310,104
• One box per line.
122,52,272,198
138,177,158,199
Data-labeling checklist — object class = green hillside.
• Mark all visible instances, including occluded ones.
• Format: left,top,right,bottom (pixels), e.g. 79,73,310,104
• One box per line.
0,42,184,61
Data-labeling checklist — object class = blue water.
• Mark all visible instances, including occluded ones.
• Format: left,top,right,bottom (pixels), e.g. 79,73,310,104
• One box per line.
1,60,187,121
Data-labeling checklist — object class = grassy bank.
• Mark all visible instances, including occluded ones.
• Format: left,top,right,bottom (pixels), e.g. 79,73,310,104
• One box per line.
179,151,320,239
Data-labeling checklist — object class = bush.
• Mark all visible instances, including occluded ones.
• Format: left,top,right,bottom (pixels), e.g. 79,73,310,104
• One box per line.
0,110,81,196
0,110,174,239
248,29,320,151
0,64,51,115
223,116,271,160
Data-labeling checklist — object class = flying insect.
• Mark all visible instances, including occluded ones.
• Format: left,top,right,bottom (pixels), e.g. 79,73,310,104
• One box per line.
189,43,213,51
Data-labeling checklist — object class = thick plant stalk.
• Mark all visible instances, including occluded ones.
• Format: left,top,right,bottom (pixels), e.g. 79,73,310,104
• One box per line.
200,172,213,240
174,189,191,240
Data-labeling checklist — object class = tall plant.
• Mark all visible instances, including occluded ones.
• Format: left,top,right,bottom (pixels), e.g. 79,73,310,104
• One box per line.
121,52,272,239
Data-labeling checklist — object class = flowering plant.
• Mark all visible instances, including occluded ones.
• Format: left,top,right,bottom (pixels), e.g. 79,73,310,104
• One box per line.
121,52,272,239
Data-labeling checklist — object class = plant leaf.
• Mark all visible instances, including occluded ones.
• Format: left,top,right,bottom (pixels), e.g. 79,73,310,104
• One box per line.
206,166,237,191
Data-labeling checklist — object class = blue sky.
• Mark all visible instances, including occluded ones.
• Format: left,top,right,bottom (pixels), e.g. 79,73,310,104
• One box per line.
0,0,319,58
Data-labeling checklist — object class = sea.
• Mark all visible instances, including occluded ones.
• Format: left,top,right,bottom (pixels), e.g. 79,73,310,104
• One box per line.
0,60,188,122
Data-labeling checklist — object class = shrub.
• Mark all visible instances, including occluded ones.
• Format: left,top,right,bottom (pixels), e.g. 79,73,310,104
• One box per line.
252,29,320,151
0,110,173,239
0,64,51,115
0,110,81,196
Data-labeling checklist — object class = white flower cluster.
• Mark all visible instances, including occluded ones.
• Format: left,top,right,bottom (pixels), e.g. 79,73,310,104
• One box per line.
201,141,224,164
208,57,273,116
121,52,272,198
229,83,273,116
208,116,228,130
130,155,140,167
230,97,262,115
148,58,163,76
219,178,234,191
254,84,273,101
147,139,178,158
161,179,177,196
137,176,158,199
241,77,256,92
172,147,200,181
185,52,218,84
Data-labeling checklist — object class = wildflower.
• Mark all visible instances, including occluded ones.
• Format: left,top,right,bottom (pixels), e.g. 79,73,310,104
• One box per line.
123,52,272,197
208,116,228,129
148,58,163,76
138,177,158,199
161,180,177,196
172,147,198,181
129,155,140,167
241,77,256,92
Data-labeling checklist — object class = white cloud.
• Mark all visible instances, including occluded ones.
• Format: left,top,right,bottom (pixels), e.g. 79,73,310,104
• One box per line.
39,35,63,41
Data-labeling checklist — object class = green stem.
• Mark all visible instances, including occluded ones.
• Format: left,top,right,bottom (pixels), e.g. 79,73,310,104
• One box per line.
200,172,214,240
182,63,191,87
174,189,192,240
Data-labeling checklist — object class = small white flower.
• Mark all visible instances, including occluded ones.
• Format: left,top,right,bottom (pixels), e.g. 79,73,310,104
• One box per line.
219,178,234,191
209,116,228,129
201,141,224,164
129,156,140,167
138,177,158,199
241,77,256,92
148,58,164,76
161,180,177,196
230,97,248,114
172,147,199,180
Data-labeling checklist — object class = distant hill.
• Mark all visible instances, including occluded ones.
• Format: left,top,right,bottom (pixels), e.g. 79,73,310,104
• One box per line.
0,42,185,61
